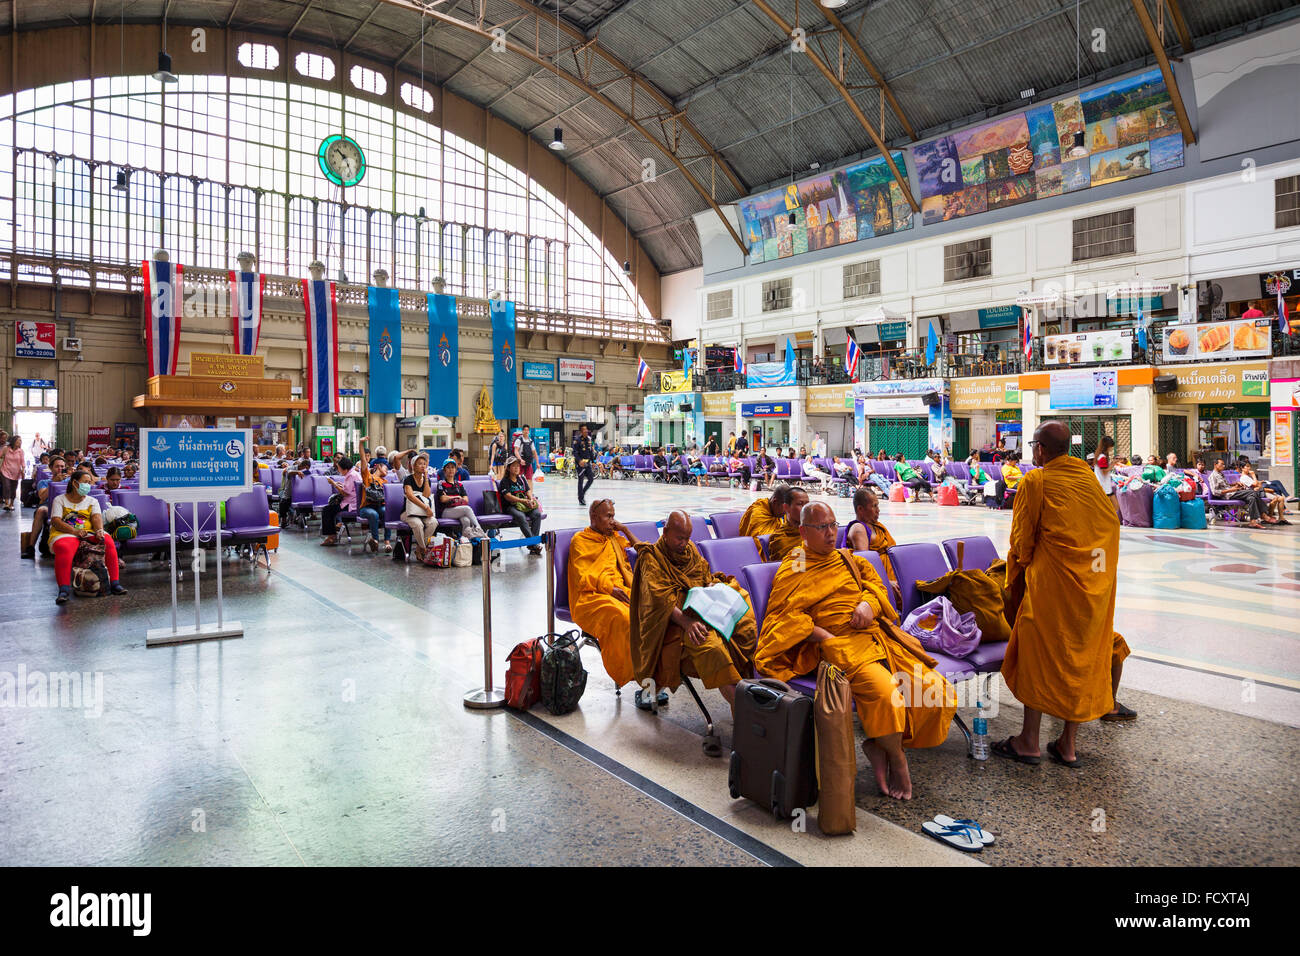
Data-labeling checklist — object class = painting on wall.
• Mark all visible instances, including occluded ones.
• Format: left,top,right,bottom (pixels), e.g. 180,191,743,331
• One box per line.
738,151,915,263
916,67,1185,225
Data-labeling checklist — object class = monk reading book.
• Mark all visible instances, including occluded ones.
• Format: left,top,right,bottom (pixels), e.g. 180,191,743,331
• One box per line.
628,511,756,713
756,501,957,800
995,421,1137,770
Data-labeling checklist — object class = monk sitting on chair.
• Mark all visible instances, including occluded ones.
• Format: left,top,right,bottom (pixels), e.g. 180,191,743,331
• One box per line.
738,484,795,538
843,487,901,606
568,499,651,702
757,501,957,800
628,511,757,717
995,421,1137,770
764,486,809,562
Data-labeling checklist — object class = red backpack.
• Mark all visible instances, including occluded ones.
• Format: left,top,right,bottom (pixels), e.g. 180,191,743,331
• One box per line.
504,638,546,710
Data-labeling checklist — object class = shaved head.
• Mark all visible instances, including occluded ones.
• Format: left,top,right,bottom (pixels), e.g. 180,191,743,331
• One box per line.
661,510,693,554
1035,420,1071,459
800,500,835,526
769,484,794,508
589,498,615,522
798,501,837,556
664,510,691,535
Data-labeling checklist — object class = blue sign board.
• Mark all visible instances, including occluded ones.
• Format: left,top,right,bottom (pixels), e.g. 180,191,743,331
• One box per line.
1049,369,1118,410
339,388,364,396
139,428,254,501
16,378,54,387
741,402,791,418
522,361,555,381
978,305,1021,328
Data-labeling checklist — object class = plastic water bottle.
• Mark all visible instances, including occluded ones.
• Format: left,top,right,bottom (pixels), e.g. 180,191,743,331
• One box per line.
971,701,989,761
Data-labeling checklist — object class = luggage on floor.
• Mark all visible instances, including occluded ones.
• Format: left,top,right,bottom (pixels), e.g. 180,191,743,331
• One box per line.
452,538,474,567
540,630,587,715
813,662,856,836
936,484,959,507
1179,497,1207,530
888,483,907,503
837,483,854,498
504,637,547,710
71,564,107,596
266,510,279,550
728,678,817,819
423,534,454,568
1153,484,1180,530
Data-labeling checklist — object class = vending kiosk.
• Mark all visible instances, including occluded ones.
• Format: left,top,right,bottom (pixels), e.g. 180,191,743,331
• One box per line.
312,424,336,460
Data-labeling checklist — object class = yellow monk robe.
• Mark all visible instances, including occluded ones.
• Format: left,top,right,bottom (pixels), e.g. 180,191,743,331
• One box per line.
738,498,784,538
757,547,956,747
1002,455,1127,723
765,518,803,563
568,528,636,687
628,539,757,691
848,518,898,590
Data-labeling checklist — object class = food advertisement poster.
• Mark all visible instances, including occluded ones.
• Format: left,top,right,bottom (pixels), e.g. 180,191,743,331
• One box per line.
1161,319,1271,362
1044,328,1133,366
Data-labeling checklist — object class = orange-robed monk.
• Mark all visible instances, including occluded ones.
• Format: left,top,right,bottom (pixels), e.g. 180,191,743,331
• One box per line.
738,485,794,538
756,501,957,800
995,420,1137,770
568,499,643,689
763,486,809,563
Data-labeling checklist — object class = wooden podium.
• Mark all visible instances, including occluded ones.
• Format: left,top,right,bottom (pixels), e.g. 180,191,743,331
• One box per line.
133,374,308,442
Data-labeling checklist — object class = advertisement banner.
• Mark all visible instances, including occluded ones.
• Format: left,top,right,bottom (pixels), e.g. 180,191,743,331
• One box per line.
745,362,795,388
659,370,693,393
1044,328,1133,366
861,396,927,415
140,428,254,501
741,402,792,418
702,392,734,417
806,385,853,413
1049,369,1118,409
1161,318,1271,362
950,375,1022,410
558,357,595,383
490,299,518,421
522,361,554,381
15,320,56,359
1274,411,1293,468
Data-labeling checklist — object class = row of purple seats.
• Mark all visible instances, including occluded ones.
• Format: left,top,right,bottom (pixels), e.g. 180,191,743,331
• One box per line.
108,489,277,571
1197,470,1248,521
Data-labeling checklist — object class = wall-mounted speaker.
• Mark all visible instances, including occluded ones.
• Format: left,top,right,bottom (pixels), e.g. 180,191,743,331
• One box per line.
921,391,941,406
1153,375,1178,394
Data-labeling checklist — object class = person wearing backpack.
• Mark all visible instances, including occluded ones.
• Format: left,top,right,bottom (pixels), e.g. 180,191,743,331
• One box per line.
48,466,127,605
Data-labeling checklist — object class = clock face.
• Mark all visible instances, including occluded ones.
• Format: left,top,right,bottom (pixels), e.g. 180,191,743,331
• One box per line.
318,134,366,187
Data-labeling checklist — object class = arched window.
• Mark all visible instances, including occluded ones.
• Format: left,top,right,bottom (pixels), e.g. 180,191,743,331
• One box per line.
237,43,279,71
295,52,336,81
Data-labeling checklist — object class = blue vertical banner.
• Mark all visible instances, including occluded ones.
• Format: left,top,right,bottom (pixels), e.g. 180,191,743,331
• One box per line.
367,286,402,414
490,299,518,421
427,293,459,418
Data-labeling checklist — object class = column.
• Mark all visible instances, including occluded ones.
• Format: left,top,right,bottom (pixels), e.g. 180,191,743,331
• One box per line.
790,398,808,452
1130,384,1157,459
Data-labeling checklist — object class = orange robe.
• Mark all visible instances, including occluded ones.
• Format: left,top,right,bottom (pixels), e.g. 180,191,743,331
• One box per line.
1002,455,1128,722
765,518,803,563
757,547,956,747
845,518,899,593
738,498,784,538
568,528,635,687
628,539,757,691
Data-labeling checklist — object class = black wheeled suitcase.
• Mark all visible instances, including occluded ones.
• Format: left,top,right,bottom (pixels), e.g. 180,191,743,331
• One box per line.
728,678,817,819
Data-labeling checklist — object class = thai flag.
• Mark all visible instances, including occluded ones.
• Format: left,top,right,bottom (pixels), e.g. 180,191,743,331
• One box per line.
1280,285,1291,337
636,356,649,388
302,278,339,414
229,270,264,355
1022,308,1033,361
142,258,183,377
845,336,860,381
734,349,745,377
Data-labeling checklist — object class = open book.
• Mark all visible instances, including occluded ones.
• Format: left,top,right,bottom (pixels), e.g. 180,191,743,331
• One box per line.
683,584,749,640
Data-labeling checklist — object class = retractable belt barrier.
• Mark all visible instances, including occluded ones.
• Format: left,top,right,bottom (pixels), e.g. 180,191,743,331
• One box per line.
463,534,548,710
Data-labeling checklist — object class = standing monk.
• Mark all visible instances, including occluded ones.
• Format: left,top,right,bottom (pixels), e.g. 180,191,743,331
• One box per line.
757,502,956,799
995,421,1136,770
568,500,642,693
628,511,756,712
764,487,809,562
738,484,794,538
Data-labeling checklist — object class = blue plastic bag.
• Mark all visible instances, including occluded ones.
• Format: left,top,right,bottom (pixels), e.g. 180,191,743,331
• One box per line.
1179,497,1207,530
1153,484,1180,530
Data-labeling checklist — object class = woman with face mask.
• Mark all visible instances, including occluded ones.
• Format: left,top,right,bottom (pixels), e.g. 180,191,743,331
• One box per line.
48,468,127,605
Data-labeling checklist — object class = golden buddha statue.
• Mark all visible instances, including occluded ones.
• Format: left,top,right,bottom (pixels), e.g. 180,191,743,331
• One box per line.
474,383,498,434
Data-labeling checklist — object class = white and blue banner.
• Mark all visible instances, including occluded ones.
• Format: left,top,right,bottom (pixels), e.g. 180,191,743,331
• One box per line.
143,259,183,377
745,361,795,388
139,428,254,501
367,286,402,415
490,299,518,421
427,293,459,418
301,278,339,414
229,270,263,356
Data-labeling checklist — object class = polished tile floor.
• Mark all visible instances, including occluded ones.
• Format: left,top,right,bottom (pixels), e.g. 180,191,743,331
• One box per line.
2,474,1297,866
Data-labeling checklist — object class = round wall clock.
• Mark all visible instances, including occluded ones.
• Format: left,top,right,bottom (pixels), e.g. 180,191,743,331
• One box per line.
318,134,366,187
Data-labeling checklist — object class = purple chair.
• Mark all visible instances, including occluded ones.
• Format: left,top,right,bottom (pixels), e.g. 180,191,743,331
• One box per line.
741,561,781,631
384,483,414,559
176,501,219,548
549,528,581,628
621,520,660,543
269,468,283,495
1199,474,1246,522
985,462,1004,482
696,537,763,581
113,492,173,556
756,533,771,560
287,473,316,528
885,542,950,615
871,461,895,482
463,478,513,531
224,489,277,571
941,536,1000,571
708,511,744,539
687,514,712,543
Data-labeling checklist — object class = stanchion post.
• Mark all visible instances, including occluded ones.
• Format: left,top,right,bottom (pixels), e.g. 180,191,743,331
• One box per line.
546,530,555,636
464,536,506,710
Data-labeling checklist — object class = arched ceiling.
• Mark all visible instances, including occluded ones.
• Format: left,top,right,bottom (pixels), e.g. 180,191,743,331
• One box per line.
8,0,1299,273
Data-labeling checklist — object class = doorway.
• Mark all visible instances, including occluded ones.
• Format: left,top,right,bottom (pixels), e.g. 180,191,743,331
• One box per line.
10,381,59,472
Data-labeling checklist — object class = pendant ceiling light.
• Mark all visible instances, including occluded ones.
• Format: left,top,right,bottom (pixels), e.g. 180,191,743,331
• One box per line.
549,126,565,151
114,169,129,191
154,7,177,83
549,0,565,151
819,0,848,8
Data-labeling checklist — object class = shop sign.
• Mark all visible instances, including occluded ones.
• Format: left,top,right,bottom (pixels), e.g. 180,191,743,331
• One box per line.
978,305,1020,328
806,385,852,413
1196,403,1269,421
949,375,1021,411
659,370,693,393
1155,362,1269,404
741,402,790,417
521,361,555,381
1044,328,1133,366
1274,411,1293,468
702,392,733,417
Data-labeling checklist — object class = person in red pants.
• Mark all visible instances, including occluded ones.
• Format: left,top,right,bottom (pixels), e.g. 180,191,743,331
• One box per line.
48,466,127,605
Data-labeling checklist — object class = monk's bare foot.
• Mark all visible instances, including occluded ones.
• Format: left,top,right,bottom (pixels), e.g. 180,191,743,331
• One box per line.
1052,737,1077,763
862,739,890,796
886,752,913,800
1009,733,1040,759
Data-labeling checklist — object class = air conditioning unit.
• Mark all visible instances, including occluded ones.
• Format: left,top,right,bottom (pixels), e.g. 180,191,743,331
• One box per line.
62,337,82,353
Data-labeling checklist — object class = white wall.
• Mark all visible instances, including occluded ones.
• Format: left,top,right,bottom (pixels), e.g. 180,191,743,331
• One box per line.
1185,156,1300,282
662,267,704,342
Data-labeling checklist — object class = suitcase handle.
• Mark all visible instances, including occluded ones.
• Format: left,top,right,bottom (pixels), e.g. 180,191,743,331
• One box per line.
745,678,792,709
